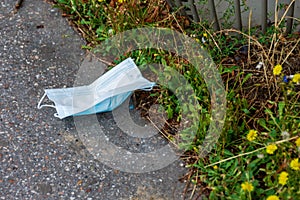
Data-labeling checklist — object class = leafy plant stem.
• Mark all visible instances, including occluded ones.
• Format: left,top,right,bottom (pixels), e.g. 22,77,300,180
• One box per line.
204,135,299,168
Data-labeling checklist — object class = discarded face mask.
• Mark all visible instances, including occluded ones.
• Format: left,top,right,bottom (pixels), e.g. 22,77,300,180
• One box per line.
37,58,155,119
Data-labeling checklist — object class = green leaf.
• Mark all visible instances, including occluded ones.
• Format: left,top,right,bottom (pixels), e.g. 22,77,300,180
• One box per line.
224,149,234,157
81,45,92,50
222,65,239,74
265,108,273,115
166,105,173,119
257,118,270,131
241,73,252,85
278,101,285,119
242,108,250,115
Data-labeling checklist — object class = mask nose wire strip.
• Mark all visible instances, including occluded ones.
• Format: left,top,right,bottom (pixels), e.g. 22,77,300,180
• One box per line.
37,92,56,109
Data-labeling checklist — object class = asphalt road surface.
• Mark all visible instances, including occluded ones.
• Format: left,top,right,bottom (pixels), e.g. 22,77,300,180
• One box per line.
0,0,190,199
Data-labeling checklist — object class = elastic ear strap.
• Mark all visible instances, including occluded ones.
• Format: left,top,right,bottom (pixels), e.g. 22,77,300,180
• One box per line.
142,83,156,91
37,92,56,109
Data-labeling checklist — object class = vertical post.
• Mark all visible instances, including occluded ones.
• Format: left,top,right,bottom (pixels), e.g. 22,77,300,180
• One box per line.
189,0,200,22
261,0,268,33
175,0,184,7
208,0,220,31
166,0,174,7
234,0,242,31
286,0,295,35
173,0,188,16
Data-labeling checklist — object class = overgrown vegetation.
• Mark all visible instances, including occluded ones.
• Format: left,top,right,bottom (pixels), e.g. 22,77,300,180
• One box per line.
53,0,300,199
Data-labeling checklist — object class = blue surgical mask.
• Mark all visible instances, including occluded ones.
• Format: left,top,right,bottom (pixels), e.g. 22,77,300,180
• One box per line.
37,58,155,119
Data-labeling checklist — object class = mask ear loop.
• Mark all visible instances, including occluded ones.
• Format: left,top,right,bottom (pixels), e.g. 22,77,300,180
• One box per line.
37,93,62,118
37,93,60,118
37,92,56,109
141,82,156,91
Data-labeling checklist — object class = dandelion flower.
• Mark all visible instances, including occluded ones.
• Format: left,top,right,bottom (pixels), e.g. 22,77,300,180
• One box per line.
256,62,263,69
118,0,125,3
247,130,257,141
266,195,279,200
281,131,290,139
295,138,300,147
273,64,282,76
257,153,264,159
203,33,208,38
266,144,277,154
241,181,254,192
213,165,218,170
292,73,300,83
278,171,288,185
290,158,300,171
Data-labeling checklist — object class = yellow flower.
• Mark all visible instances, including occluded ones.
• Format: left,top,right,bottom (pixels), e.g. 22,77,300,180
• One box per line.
118,0,125,3
98,0,105,2
278,171,288,185
241,181,254,192
203,33,208,38
247,130,258,141
266,144,277,154
213,165,218,170
266,195,279,200
295,138,300,147
290,158,300,171
273,64,282,75
292,73,300,83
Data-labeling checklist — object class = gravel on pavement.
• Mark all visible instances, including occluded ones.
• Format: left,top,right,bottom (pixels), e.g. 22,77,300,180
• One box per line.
0,0,191,199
